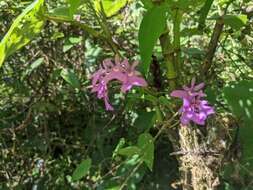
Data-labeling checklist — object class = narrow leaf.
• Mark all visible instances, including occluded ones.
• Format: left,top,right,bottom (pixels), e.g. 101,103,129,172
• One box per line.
198,0,214,29
23,57,44,77
72,158,92,181
112,138,126,158
138,5,167,75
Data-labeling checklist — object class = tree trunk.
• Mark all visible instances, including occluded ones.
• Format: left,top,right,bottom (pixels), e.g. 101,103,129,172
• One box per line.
172,118,230,190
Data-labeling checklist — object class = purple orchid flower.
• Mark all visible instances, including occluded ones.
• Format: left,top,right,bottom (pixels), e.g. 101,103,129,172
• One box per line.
91,57,147,110
170,78,215,126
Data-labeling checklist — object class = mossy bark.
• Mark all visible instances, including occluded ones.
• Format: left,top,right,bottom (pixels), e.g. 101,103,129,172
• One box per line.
169,117,231,190
178,126,221,190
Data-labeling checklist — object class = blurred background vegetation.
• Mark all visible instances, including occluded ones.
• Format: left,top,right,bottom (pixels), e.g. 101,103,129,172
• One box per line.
0,0,252,189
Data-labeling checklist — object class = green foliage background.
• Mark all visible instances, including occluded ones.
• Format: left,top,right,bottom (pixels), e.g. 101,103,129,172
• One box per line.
0,0,252,189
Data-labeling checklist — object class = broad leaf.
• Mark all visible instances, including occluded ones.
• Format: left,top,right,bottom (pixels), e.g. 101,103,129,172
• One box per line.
60,68,81,89
172,0,205,11
223,80,253,126
223,14,248,31
140,0,153,9
72,158,92,181
138,5,167,75
49,7,72,21
0,0,45,67
137,133,154,171
223,80,253,169
67,0,81,16
135,111,156,133
118,146,142,157
94,0,128,17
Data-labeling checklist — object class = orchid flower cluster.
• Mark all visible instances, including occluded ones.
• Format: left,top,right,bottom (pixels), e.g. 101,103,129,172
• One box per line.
91,58,214,125
171,78,215,125
91,57,147,110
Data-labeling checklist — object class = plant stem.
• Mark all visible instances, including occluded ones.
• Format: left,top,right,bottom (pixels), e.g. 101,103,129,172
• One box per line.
119,161,143,190
159,8,182,90
87,0,120,56
159,31,177,90
44,14,102,39
173,8,182,82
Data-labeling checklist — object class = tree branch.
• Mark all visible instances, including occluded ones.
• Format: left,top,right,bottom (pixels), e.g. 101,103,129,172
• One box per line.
201,19,224,76
201,2,232,78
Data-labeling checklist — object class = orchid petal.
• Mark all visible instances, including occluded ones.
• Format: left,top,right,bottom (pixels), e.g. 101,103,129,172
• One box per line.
180,114,190,125
191,78,196,88
128,76,147,87
104,96,114,111
171,90,188,99
194,82,205,91
103,59,114,70
121,83,132,93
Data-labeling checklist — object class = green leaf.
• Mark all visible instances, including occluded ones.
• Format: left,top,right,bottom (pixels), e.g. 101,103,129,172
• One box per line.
140,0,153,9
106,186,120,190
94,0,128,17
223,80,253,169
223,80,253,125
118,146,142,157
198,0,214,28
63,36,82,52
137,133,154,171
69,36,82,44
135,111,155,133
49,7,72,21
223,14,248,31
0,0,46,67
172,0,205,11
30,57,44,70
60,68,81,89
23,57,44,77
67,0,81,16
72,158,92,181
112,138,126,158
51,31,65,40
138,5,167,75
63,43,74,52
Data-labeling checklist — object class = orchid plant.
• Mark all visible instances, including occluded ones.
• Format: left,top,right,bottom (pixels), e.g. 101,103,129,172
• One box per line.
0,0,252,189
